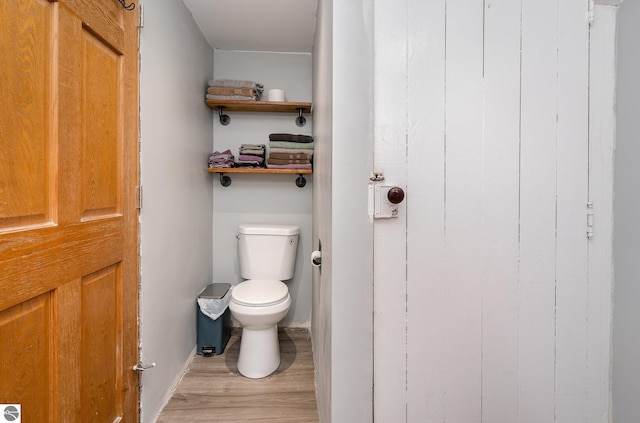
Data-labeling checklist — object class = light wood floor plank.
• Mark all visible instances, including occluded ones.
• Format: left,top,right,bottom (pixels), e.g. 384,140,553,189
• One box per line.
157,327,319,422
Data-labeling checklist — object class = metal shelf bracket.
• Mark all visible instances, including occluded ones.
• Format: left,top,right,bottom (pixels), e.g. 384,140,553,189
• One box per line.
216,172,307,188
295,108,307,127
218,106,230,125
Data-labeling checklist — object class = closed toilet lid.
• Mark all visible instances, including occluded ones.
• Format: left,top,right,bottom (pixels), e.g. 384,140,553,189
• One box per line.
231,279,289,307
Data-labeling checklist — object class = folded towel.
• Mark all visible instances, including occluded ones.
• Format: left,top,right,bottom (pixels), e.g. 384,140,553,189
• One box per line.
239,144,265,154
269,152,311,160
234,161,264,168
267,158,311,165
239,144,266,150
207,87,258,97
270,147,315,156
208,79,264,94
269,141,315,149
238,145,265,162
266,163,313,170
208,149,235,168
239,150,263,157
208,162,234,168
206,94,257,101
238,154,264,163
269,133,314,143
209,149,233,160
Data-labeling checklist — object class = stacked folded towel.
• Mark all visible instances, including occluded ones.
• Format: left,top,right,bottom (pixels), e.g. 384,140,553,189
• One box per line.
235,144,266,168
208,149,235,168
267,133,314,170
206,79,264,101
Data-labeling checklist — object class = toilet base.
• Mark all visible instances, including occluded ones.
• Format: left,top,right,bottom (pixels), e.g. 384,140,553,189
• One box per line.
237,325,280,378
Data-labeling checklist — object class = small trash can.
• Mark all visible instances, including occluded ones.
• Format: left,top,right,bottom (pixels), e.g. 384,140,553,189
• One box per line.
197,283,232,356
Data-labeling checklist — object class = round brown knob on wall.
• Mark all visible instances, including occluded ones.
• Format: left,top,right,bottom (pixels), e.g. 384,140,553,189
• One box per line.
387,186,405,204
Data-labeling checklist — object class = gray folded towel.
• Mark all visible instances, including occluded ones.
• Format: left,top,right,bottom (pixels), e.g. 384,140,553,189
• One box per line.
269,133,314,143
206,94,257,101
207,79,264,94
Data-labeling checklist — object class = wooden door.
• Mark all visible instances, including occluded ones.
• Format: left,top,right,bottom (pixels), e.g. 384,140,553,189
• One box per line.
0,0,139,421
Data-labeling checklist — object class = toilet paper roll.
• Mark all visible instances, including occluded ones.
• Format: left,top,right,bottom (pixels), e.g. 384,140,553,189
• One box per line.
311,250,322,267
268,89,286,102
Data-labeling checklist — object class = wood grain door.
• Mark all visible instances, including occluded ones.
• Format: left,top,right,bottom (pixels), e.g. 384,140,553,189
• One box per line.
0,0,139,421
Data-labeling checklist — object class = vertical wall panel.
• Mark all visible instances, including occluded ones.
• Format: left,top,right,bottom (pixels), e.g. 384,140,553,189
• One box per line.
588,4,617,422
406,0,447,420
442,0,485,421
373,0,408,420
480,0,522,421
518,0,559,420
555,0,590,421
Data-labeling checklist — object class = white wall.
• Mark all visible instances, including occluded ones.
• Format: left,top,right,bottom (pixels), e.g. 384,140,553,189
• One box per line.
312,0,375,420
212,50,313,327
139,1,214,421
330,1,375,420
311,0,333,419
613,1,640,421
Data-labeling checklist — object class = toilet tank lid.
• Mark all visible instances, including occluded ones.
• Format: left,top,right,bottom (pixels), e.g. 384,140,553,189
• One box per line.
238,224,300,236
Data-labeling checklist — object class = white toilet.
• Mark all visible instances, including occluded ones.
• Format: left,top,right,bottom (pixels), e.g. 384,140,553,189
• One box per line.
229,223,299,378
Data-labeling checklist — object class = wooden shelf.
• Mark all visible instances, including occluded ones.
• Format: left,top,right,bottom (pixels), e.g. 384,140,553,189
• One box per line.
207,168,312,175
205,99,312,114
206,99,312,126
208,167,312,188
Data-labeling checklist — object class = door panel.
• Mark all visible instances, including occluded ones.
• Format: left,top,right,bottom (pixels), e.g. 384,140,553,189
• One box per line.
0,0,139,421
0,0,53,229
0,293,52,422
81,265,120,422
81,26,120,219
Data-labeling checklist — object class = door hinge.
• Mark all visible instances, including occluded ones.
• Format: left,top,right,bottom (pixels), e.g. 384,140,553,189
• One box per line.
137,3,144,28
587,201,594,240
588,0,595,25
136,186,143,210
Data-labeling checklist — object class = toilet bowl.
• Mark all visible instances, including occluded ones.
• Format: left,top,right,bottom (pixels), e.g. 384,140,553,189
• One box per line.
228,224,299,378
230,279,291,378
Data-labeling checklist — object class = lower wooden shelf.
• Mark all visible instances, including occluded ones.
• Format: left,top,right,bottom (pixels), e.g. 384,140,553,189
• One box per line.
207,168,312,175
207,167,312,188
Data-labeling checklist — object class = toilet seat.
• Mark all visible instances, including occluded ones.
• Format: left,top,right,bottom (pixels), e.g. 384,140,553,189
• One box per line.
231,279,289,307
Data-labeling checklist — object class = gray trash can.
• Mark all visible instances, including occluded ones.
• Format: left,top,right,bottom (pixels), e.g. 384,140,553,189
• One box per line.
197,283,232,356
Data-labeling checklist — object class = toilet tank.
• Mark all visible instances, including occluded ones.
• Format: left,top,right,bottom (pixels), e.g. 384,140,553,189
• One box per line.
238,224,300,280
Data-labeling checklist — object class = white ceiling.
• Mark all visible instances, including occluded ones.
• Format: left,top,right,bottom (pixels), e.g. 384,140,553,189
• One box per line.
182,0,319,53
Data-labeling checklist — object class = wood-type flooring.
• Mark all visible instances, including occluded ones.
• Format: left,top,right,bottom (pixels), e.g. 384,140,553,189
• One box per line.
156,327,319,422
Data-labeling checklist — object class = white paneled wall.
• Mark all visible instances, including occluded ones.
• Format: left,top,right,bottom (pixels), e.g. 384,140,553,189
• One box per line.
479,1,521,420
373,1,615,421
372,0,408,419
